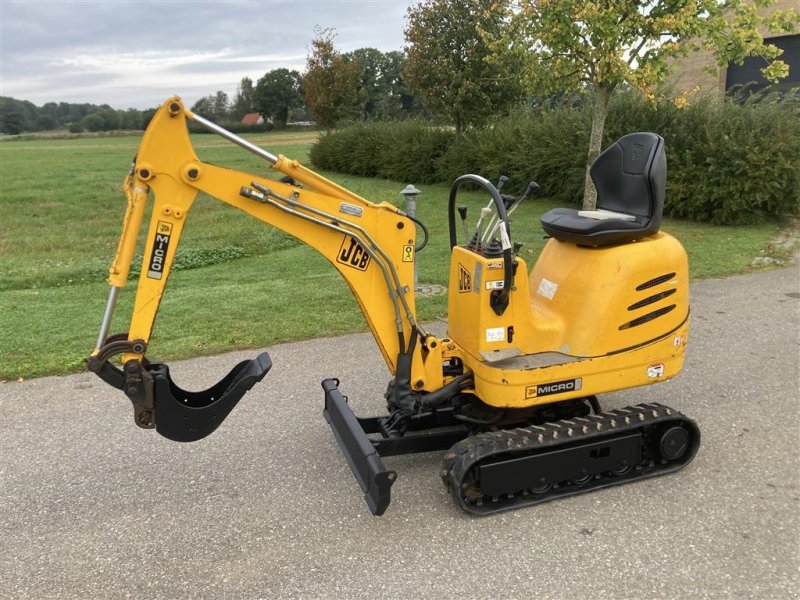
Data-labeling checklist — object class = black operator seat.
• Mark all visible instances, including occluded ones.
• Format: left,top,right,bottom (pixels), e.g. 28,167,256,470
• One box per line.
540,132,666,247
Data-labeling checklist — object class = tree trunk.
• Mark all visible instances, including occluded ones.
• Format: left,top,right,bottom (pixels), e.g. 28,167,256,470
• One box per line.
582,83,615,210
276,107,288,129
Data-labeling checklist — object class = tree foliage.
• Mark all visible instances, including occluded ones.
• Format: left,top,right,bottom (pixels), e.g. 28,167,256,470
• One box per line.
302,27,365,127
231,77,256,120
404,0,525,136
191,91,230,121
254,68,303,128
345,48,420,119
502,0,798,208
0,96,155,134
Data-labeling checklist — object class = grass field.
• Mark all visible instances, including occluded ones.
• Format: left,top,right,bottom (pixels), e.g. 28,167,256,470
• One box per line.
0,130,787,380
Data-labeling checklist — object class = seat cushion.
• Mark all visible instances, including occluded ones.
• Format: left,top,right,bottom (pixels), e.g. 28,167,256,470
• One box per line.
540,208,649,247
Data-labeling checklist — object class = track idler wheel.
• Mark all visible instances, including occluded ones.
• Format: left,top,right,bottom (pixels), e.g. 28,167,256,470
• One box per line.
659,425,691,461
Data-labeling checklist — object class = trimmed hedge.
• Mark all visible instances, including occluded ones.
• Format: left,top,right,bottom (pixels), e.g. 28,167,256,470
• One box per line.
310,120,452,182
310,91,800,224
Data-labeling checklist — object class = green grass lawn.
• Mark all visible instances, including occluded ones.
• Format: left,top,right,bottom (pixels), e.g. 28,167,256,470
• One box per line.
0,130,786,379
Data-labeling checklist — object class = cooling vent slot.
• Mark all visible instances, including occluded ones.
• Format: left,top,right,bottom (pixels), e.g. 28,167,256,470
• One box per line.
636,272,676,291
628,289,677,311
619,304,676,330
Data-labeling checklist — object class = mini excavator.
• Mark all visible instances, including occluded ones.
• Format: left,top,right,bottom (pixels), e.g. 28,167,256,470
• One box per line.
88,97,699,516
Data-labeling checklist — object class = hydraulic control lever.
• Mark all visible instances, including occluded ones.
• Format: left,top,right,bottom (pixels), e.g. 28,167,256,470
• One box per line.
483,180,540,245
457,205,469,241
496,174,510,192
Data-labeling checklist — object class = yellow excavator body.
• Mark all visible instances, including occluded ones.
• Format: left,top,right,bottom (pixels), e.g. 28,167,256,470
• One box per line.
88,97,700,516
447,233,689,408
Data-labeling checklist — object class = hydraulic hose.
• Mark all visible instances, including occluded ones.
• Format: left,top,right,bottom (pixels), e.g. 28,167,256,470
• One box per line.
407,213,429,252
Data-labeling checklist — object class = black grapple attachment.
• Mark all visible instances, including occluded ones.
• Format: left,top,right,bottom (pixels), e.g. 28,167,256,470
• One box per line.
88,334,271,442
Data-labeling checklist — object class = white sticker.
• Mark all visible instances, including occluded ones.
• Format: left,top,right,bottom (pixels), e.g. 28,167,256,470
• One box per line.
485,280,504,290
673,335,684,348
472,263,482,293
537,278,559,300
485,327,505,343
499,222,512,251
647,363,665,378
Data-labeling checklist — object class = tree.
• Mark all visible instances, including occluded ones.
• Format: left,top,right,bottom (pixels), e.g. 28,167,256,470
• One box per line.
141,108,157,130
191,96,214,119
383,50,422,117
36,114,57,130
213,91,230,121
404,0,524,137
39,102,59,128
119,108,143,130
0,97,36,132
504,0,798,209
232,77,256,120
191,91,230,122
96,106,120,130
345,48,420,119
254,68,303,128
81,113,105,132
346,48,391,118
0,110,24,134
302,27,365,127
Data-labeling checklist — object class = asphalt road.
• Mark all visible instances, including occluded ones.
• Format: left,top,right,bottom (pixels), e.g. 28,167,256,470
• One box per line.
1,266,798,600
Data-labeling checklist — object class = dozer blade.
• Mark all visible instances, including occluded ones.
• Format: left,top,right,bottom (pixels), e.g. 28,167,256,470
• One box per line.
150,352,272,442
322,379,397,516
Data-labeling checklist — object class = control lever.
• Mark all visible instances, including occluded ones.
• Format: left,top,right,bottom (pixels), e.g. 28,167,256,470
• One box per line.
483,193,516,243
457,205,469,243
477,175,509,217
484,180,540,244
472,207,492,250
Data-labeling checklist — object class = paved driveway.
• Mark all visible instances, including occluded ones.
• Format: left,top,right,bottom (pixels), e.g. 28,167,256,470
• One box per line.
1,266,798,599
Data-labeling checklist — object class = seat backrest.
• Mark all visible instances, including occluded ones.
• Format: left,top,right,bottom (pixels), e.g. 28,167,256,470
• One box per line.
590,132,666,230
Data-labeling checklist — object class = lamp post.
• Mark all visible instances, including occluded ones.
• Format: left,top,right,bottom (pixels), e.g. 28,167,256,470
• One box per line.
400,184,422,291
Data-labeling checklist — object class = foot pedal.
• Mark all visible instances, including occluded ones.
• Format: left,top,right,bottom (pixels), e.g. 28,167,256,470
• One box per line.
150,352,272,442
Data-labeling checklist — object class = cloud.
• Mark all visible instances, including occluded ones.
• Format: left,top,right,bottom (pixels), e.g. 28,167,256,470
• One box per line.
1,0,413,108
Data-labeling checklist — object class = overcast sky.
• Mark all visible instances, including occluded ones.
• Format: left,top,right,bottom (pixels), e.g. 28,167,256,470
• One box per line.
1,0,415,109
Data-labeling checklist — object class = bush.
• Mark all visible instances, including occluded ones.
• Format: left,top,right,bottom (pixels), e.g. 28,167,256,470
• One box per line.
310,120,453,183
670,94,798,224
605,90,800,224
310,91,800,224
435,100,590,202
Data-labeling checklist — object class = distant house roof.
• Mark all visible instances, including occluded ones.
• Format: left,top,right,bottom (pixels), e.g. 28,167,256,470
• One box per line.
241,113,263,125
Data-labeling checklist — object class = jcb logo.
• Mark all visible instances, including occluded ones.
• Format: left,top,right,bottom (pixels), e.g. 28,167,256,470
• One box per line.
458,264,471,293
337,236,371,271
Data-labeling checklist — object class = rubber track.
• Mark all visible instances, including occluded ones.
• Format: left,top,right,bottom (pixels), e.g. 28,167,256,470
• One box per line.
442,402,700,515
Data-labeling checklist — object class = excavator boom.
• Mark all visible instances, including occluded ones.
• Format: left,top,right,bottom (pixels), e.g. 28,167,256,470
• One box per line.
88,97,453,442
